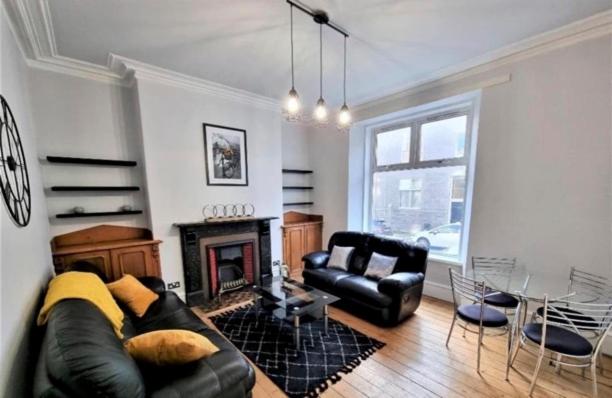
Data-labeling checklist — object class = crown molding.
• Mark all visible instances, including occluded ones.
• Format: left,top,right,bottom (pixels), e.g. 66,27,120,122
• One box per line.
354,9,612,114
108,54,281,112
3,1,610,115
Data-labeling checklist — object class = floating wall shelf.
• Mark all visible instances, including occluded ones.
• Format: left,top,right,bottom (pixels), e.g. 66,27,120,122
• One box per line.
51,186,140,192
282,169,313,174
56,210,143,219
47,156,137,167
283,202,314,206
282,186,313,190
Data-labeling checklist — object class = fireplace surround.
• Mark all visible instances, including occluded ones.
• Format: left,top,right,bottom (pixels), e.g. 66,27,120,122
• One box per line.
175,217,277,306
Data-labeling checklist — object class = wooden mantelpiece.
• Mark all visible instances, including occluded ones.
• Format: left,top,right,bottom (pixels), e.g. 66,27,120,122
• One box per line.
51,225,162,281
282,211,323,277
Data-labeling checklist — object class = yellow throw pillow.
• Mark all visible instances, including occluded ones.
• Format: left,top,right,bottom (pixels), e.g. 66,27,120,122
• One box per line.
107,274,159,317
124,330,219,366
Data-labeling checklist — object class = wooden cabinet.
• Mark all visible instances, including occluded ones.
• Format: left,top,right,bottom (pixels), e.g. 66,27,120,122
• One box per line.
282,212,323,277
51,225,162,281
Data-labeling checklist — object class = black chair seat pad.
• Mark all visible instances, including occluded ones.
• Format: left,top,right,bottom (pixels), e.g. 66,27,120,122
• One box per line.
457,304,508,327
480,288,519,308
523,323,593,356
535,306,597,330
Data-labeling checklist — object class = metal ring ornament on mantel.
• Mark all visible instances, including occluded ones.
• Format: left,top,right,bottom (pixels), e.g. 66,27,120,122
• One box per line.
202,203,255,219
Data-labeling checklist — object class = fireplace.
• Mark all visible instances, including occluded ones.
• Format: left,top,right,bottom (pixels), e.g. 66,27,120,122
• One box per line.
207,240,256,297
175,217,276,306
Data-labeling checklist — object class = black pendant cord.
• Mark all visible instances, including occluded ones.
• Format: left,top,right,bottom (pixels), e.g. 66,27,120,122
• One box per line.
319,24,323,99
343,35,347,104
290,5,295,89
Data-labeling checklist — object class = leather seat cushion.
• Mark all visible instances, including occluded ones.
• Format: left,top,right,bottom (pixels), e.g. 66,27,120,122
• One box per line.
457,304,508,327
480,289,519,308
535,306,597,330
523,323,593,356
303,268,352,289
335,276,392,308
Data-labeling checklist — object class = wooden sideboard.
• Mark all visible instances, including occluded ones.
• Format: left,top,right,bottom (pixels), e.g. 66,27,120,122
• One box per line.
51,225,162,281
282,212,323,277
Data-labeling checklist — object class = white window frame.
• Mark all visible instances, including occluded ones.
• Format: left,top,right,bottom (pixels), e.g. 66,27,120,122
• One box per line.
364,94,480,265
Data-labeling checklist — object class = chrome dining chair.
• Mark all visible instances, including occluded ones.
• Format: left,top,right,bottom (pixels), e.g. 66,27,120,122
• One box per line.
471,256,520,311
512,295,612,397
532,267,612,374
446,268,510,373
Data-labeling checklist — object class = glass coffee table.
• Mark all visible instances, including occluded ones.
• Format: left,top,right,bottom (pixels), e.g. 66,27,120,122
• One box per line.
252,277,339,346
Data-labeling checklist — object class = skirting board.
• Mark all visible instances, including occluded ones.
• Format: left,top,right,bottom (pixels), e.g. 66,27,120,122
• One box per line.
423,280,453,302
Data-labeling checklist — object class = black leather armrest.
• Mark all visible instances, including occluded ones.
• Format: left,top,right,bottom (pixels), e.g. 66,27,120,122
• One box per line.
137,276,166,294
302,251,330,270
378,272,424,297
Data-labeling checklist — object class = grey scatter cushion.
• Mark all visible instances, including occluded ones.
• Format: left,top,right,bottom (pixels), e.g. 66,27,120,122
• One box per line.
364,252,398,280
328,246,354,271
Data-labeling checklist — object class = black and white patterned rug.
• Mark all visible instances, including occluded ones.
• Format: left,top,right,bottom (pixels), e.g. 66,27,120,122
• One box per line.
209,304,385,398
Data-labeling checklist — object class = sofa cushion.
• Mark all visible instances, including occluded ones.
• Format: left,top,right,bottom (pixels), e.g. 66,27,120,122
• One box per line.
44,300,145,398
364,252,398,280
125,329,219,366
303,268,352,290
368,235,428,274
328,231,373,274
328,245,354,271
335,276,392,308
131,300,209,335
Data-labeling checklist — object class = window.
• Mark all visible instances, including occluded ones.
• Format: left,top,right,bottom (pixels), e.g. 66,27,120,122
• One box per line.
368,104,475,262
399,178,422,209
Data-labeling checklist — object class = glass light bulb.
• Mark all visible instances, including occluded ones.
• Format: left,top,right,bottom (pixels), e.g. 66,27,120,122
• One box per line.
338,104,351,126
314,98,328,121
286,88,300,115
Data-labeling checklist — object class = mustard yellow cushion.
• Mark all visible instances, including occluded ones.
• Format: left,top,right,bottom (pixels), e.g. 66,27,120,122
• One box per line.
106,274,159,317
124,329,219,366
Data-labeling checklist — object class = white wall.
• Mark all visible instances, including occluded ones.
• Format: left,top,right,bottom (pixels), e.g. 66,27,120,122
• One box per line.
281,122,314,214
281,121,350,243
0,7,53,396
346,34,612,299
309,125,350,244
29,70,148,236
135,78,283,297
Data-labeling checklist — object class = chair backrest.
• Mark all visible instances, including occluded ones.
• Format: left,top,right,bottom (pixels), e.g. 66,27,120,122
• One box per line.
569,267,612,302
448,268,485,308
471,257,516,274
541,295,612,356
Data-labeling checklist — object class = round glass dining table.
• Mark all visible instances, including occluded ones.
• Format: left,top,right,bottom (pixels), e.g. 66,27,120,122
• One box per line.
466,265,601,379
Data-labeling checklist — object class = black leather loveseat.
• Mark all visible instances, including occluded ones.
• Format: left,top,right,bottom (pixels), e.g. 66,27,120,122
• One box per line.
34,277,255,398
302,231,428,326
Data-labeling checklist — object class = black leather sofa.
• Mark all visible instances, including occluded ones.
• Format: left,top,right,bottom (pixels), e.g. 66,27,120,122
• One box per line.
34,277,255,398
302,231,429,326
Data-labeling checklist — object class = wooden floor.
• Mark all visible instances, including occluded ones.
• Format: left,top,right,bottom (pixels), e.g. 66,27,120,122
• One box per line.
194,296,612,398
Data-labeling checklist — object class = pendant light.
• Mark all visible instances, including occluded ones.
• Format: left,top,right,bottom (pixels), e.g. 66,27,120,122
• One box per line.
313,24,328,123
285,5,301,117
337,35,351,128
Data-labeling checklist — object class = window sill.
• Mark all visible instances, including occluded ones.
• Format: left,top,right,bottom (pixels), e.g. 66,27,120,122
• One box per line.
428,256,464,267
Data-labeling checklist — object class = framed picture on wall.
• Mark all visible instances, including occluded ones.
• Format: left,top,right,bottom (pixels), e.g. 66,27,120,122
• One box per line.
203,123,248,186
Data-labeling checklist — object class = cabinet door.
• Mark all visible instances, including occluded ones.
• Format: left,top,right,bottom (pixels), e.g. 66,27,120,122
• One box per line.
304,223,323,255
285,227,305,275
110,245,160,280
60,250,112,280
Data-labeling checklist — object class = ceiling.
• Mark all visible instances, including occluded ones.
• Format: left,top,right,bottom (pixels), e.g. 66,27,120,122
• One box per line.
47,0,612,106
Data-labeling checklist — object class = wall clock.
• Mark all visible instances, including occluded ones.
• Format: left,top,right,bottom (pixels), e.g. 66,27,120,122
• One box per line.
0,95,31,226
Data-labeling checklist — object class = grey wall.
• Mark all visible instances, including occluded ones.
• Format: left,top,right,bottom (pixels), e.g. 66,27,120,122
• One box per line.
347,34,612,300
30,70,149,235
134,77,284,299
0,6,53,396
